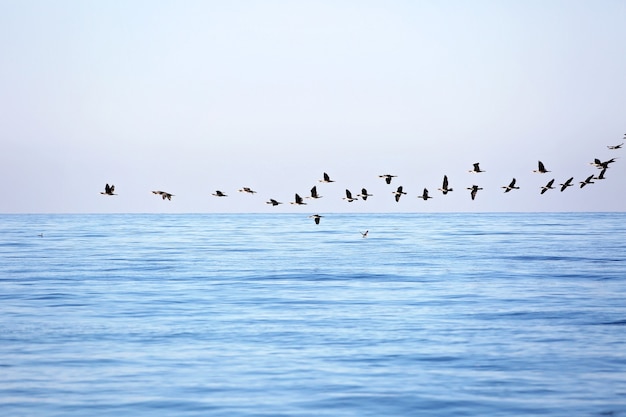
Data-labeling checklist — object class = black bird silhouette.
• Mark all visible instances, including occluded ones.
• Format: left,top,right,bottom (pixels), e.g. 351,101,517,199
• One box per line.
438,175,453,195
559,177,574,192
361,230,369,238
319,172,335,183
290,193,307,205
358,188,373,200
607,143,623,150
540,179,555,194
212,190,228,197
379,174,397,184
594,168,607,180
152,190,174,200
238,187,257,194
501,178,520,193
343,189,357,202
533,161,550,173
266,198,282,206
469,163,485,173
100,184,116,195
579,175,595,188
393,186,407,202
591,158,617,169
418,188,432,200
309,214,323,224
467,185,483,200
308,186,322,199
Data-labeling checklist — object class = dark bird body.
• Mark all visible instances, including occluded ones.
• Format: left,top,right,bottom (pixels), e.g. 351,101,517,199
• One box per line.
379,174,397,184
438,175,453,195
100,184,116,195
540,179,555,194
559,177,574,192
152,190,174,200
393,186,407,202
502,178,520,193
467,185,483,200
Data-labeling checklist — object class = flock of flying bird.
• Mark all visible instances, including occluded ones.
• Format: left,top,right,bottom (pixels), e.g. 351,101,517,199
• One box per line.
100,137,623,225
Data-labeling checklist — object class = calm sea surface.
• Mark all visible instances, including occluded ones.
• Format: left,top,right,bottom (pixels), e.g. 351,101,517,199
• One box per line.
1,213,625,416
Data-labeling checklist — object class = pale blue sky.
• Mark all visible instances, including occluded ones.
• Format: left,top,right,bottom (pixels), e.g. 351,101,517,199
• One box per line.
1,0,624,213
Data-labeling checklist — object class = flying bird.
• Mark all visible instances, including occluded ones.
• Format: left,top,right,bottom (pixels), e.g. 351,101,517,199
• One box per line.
308,186,322,199
438,175,453,195
533,161,550,173
467,185,483,200
343,189,357,202
469,163,485,173
238,187,257,194
379,174,397,184
212,190,227,197
357,188,373,200
540,179,555,194
501,178,520,193
607,143,623,150
559,177,574,192
100,183,116,195
393,186,407,202
418,188,432,200
309,214,323,224
579,174,595,188
594,168,607,180
290,193,307,205
360,230,369,238
152,190,174,200
590,158,617,169
319,172,335,183
266,198,282,206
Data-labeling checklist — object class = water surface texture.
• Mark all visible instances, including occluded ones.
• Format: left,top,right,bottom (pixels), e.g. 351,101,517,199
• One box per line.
1,213,625,416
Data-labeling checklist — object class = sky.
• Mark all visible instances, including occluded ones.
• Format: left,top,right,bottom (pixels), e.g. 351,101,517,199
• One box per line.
1,0,625,213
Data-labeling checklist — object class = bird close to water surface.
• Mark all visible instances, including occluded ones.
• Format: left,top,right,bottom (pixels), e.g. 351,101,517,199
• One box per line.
467,185,483,200
152,190,173,200
533,161,550,173
438,175,453,195
559,177,574,192
540,179,555,194
393,186,407,202
100,184,116,195
501,178,520,193
379,174,397,184
361,230,369,238
309,214,323,224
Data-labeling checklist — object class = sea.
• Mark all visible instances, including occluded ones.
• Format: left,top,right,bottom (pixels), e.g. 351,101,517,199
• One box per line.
1,213,625,417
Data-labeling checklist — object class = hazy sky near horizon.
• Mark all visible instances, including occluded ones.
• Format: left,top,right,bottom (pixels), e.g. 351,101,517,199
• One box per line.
1,0,625,213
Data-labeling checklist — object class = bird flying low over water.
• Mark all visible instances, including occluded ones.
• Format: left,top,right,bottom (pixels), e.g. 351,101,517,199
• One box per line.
438,175,453,195
100,184,116,195
418,188,432,200
358,188,373,200
309,214,323,224
291,193,307,205
393,186,407,202
238,187,257,194
308,186,322,199
361,230,369,238
152,190,174,200
501,178,520,193
343,189,357,202
607,143,623,150
579,174,595,188
533,161,550,173
469,163,485,173
319,172,335,183
540,179,555,194
379,174,397,184
212,190,227,197
559,177,574,192
266,198,282,206
467,185,483,200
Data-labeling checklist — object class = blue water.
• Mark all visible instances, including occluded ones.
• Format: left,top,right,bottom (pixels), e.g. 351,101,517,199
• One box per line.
1,213,625,416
